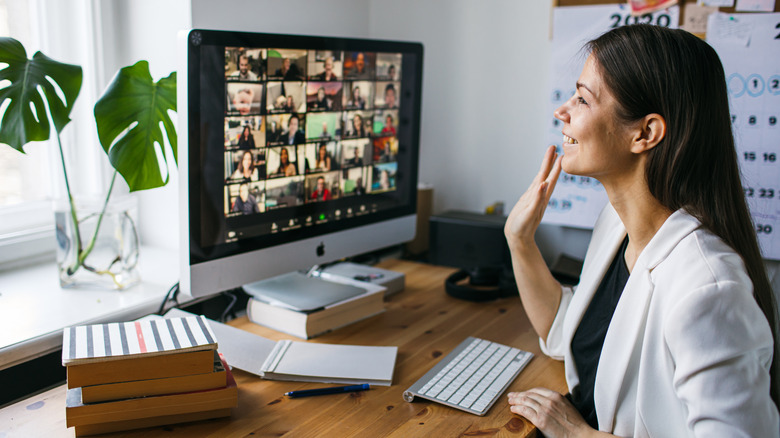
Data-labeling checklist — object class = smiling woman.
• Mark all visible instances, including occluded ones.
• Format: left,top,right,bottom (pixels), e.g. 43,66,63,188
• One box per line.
504,24,779,437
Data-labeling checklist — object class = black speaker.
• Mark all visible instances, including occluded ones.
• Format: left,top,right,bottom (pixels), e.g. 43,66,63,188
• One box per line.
429,211,516,302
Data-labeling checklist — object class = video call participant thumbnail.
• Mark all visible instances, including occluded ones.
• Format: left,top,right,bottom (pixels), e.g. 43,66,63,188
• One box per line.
309,53,341,82
266,82,306,114
267,146,299,178
375,82,399,109
228,182,264,215
279,114,306,145
307,82,343,112
304,142,339,173
305,171,340,202
268,49,307,81
305,112,340,142
376,53,401,81
344,52,375,80
224,116,265,150
309,176,331,201
371,162,397,192
341,138,369,168
226,48,265,81
341,166,368,196
227,83,264,116
227,150,260,182
373,136,398,163
344,81,374,110
343,111,372,139
264,176,305,210
374,111,398,136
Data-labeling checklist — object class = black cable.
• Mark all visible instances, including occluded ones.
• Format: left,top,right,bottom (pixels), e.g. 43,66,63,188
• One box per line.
219,290,238,322
157,282,180,315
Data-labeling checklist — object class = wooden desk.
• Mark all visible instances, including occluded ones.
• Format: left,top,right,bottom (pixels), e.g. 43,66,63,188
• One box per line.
0,260,566,437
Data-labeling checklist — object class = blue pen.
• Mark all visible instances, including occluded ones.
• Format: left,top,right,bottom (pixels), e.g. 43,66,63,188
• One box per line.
285,383,370,398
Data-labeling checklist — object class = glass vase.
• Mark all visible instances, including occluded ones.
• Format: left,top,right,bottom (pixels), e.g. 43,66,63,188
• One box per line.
54,195,140,290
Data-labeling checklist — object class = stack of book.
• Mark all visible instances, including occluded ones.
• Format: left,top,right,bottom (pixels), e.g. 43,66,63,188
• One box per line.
62,315,238,436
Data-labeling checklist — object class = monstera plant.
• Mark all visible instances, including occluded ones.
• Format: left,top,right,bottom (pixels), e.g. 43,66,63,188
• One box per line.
0,37,177,288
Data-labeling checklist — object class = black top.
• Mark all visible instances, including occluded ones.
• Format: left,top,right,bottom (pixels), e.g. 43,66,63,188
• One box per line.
570,236,630,429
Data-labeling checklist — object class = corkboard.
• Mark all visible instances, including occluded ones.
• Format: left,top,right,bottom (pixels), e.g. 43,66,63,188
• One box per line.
555,0,779,13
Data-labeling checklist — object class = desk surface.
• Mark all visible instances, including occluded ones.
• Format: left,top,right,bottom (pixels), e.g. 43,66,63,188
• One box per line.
0,260,566,437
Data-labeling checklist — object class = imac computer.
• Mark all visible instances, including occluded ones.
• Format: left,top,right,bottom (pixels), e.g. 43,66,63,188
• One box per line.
178,29,424,302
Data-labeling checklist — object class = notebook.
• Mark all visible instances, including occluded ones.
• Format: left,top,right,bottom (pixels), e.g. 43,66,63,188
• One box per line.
162,309,397,386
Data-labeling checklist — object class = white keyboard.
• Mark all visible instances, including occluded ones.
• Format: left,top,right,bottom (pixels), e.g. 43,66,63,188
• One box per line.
403,337,533,416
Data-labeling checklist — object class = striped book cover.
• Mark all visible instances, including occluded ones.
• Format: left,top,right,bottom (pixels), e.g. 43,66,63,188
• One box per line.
62,316,218,366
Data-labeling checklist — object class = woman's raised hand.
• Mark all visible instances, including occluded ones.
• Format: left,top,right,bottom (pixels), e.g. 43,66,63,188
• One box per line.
505,145,562,249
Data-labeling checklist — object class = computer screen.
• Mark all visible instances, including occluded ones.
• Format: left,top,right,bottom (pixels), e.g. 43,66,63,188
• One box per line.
178,29,423,298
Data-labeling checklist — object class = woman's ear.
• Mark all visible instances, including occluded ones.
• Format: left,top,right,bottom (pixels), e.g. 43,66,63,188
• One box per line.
630,113,666,154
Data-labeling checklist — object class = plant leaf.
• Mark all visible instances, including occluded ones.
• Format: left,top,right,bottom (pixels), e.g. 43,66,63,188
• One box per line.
0,37,82,152
94,61,177,192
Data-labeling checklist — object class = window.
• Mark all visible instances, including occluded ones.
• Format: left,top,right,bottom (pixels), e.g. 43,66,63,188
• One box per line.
0,0,112,267
0,0,58,266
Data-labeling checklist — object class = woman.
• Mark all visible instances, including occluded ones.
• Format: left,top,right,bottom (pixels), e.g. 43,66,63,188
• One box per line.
315,143,331,172
348,86,365,109
237,125,255,150
349,114,366,138
504,25,778,437
272,147,297,177
285,95,296,112
313,87,332,111
380,114,396,136
230,150,258,181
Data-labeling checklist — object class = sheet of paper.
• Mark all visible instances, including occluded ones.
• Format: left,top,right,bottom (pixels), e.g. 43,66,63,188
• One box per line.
735,0,775,12
264,340,397,385
544,5,679,229
707,12,780,260
701,0,735,7
682,3,718,34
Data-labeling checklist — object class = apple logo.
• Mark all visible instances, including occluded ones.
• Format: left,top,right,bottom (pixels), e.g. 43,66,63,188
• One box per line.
316,242,325,257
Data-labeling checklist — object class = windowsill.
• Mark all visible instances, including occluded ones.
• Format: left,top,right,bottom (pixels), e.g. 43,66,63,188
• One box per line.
0,246,183,371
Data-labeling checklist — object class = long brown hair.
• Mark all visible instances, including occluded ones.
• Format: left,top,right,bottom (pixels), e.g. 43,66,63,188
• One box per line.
588,24,778,406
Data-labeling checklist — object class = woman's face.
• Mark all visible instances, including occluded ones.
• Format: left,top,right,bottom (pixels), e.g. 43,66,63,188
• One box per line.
319,145,327,158
353,115,362,131
242,126,250,137
553,55,635,181
242,152,253,171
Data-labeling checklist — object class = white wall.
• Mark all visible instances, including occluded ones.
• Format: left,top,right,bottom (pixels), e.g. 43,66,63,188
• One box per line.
104,0,590,260
367,1,553,214
191,0,372,37
97,0,191,252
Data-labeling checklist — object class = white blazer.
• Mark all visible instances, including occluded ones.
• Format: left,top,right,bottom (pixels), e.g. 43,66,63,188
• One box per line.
541,205,779,437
